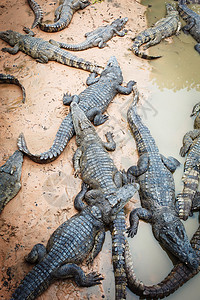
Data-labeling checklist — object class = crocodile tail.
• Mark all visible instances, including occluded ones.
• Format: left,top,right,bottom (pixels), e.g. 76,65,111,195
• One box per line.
176,167,200,220
124,237,145,296
56,40,90,51
11,258,54,299
110,209,127,300
17,113,75,163
0,73,26,103
57,48,104,74
27,0,44,28
143,225,200,299
131,46,161,60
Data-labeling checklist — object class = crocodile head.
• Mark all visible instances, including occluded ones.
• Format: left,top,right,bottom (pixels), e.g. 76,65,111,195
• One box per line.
100,56,123,84
191,102,200,129
95,183,139,224
152,208,199,270
71,98,98,145
165,3,179,16
0,30,21,46
111,17,128,31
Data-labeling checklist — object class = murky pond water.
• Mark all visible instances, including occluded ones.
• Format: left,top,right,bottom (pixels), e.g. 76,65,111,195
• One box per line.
125,0,200,299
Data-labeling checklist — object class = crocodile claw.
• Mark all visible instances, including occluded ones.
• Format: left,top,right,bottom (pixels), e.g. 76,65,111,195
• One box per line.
126,226,137,238
85,272,104,286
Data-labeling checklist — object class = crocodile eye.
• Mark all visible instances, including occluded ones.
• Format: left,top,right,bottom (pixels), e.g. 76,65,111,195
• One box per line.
108,62,113,67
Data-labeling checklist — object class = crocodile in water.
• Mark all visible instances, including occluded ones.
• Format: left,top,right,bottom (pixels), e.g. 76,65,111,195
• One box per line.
0,150,23,213
49,17,128,51
126,85,199,270
177,0,200,53
17,56,135,163
0,30,103,74
70,100,139,300
10,180,139,300
176,102,200,220
131,3,181,59
0,73,26,103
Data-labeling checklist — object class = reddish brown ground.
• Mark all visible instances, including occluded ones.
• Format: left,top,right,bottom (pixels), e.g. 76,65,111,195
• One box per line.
0,0,150,299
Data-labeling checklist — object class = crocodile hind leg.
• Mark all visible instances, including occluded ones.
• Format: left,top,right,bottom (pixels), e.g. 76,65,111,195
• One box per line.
102,131,116,151
180,129,200,157
127,207,152,238
53,263,104,287
25,243,47,264
74,182,89,211
182,18,195,34
194,43,200,54
86,107,109,125
2,44,20,54
143,34,162,50
86,230,105,265
161,155,180,173
127,153,149,179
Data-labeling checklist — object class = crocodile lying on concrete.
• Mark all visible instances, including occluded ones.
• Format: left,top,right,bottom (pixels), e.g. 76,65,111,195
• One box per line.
131,3,181,59
17,56,135,163
70,100,139,300
28,0,90,32
49,17,128,51
27,0,43,29
11,180,138,300
0,150,23,213
0,73,26,103
0,30,103,74
126,85,199,270
176,102,200,220
177,0,200,54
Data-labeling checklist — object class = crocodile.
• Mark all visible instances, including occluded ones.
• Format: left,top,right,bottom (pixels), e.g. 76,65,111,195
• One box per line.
124,207,200,299
27,0,43,29
177,0,200,54
0,30,103,74
176,102,200,220
0,73,26,103
126,84,199,270
70,100,139,300
37,0,90,32
49,17,128,51
131,3,181,59
10,180,138,300
17,56,135,163
0,150,23,213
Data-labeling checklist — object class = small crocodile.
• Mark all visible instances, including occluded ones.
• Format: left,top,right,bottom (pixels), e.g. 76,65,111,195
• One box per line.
0,30,103,74
131,3,181,59
28,0,91,32
176,102,200,220
0,73,26,103
10,184,135,300
49,17,128,51
27,0,43,29
0,150,23,213
126,85,199,269
177,0,200,54
70,100,139,300
17,56,135,163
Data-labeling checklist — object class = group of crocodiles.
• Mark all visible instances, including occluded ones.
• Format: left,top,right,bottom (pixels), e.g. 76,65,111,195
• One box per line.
1,0,200,299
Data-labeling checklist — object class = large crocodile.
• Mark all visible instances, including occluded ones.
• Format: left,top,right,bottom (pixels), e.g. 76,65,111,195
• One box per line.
17,56,135,163
177,0,200,53
126,85,199,269
131,3,181,59
0,73,26,103
10,181,138,300
70,100,139,300
41,0,90,32
27,0,43,29
124,207,200,299
0,30,103,74
176,102,200,220
0,150,23,213
49,17,128,51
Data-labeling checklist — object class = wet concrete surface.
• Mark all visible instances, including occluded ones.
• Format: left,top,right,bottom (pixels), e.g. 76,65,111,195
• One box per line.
0,0,199,299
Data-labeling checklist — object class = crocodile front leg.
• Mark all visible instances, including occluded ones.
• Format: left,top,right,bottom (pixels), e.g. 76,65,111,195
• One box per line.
53,263,103,287
73,147,83,177
127,207,152,238
116,80,136,95
102,131,116,151
2,44,20,54
195,43,200,54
